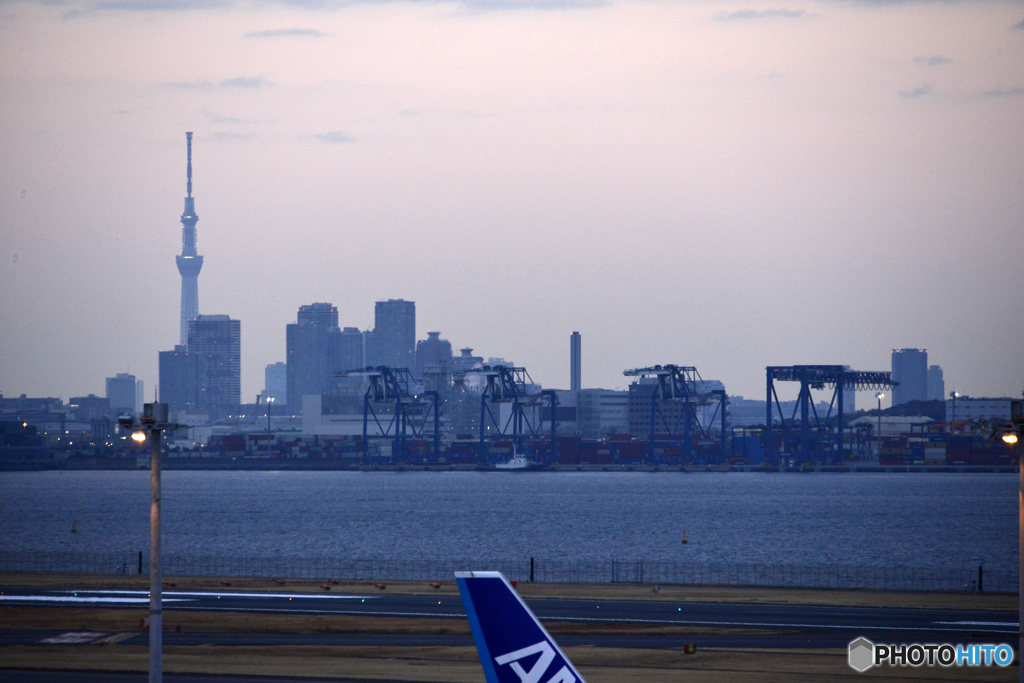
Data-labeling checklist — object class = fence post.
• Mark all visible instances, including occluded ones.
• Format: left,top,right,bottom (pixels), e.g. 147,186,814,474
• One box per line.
978,565,983,592
530,557,534,582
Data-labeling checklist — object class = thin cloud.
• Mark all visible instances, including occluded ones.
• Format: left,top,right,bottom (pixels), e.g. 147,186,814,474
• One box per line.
244,28,325,38
900,83,933,99
213,132,256,140
163,79,215,89
715,9,805,21
982,86,1024,98
914,55,950,67
220,76,266,88
312,130,356,144
162,77,265,90
94,0,229,10
463,0,606,10
206,112,247,124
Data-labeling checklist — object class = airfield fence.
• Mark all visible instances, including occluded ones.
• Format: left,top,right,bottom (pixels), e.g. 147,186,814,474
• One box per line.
0,551,1015,593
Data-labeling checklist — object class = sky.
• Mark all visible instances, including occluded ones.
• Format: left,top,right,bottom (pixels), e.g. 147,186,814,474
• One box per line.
1,0,1022,409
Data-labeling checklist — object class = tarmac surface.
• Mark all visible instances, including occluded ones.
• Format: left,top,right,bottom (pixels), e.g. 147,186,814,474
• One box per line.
0,584,1017,648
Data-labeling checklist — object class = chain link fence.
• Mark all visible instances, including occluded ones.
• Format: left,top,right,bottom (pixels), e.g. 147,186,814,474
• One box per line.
0,551,1015,593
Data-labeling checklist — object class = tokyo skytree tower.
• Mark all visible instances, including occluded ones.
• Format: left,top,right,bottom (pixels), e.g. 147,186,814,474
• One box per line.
176,132,203,346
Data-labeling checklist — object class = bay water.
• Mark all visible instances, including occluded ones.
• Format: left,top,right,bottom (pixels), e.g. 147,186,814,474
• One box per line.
0,471,1016,571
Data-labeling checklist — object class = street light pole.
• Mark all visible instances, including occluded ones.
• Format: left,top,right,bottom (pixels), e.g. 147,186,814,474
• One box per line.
149,425,162,683
124,403,173,683
875,393,884,458
267,396,274,458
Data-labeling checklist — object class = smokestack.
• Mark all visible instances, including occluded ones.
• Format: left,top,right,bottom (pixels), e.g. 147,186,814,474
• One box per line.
570,331,581,392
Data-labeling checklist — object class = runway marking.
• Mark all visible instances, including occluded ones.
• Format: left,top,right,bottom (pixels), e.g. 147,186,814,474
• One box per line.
61,589,372,600
37,632,108,644
934,621,1019,627
171,606,1019,633
0,596,191,604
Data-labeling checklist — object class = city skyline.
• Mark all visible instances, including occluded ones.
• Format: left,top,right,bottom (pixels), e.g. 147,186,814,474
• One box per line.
2,0,1022,405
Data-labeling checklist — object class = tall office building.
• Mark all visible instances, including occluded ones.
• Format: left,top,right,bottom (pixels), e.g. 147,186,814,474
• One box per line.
415,332,453,379
176,132,204,346
891,348,928,406
927,365,945,402
570,331,581,392
286,303,342,415
264,362,287,403
106,373,138,415
373,299,415,370
159,345,196,414
188,315,240,419
339,327,364,372
842,365,856,413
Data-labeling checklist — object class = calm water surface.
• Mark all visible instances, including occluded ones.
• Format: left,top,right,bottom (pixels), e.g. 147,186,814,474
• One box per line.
0,471,1016,570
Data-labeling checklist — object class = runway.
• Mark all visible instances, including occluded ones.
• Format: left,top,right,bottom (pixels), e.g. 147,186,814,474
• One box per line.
0,585,1017,649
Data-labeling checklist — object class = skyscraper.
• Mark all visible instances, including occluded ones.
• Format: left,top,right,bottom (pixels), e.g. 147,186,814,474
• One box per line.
415,331,453,379
891,348,928,406
927,365,945,402
176,132,204,346
286,303,342,414
339,327,364,372
373,299,415,370
570,331,581,391
106,373,138,415
159,345,196,414
188,315,240,419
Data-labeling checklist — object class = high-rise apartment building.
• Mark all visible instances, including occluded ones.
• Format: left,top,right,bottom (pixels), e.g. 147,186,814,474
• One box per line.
188,314,240,419
287,303,343,415
927,365,945,402
570,332,581,392
891,348,928,406
373,299,415,370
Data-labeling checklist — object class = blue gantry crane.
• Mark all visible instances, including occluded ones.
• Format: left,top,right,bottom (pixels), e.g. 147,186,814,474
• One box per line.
764,365,895,465
344,366,439,464
469,365,558,465
623,365,722,464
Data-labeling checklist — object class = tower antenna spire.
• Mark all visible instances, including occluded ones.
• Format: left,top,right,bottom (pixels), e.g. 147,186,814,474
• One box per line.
177,131,203,346
186,131,193,198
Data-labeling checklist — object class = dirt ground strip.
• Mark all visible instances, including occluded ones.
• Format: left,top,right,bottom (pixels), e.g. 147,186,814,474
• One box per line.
1,571,1015,611
0,645,1016,682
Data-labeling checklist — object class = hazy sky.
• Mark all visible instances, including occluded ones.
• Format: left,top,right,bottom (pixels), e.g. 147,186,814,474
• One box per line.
2,0,1022,408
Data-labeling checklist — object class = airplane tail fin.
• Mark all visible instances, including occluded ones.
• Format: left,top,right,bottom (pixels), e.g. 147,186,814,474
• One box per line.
455,571,586,683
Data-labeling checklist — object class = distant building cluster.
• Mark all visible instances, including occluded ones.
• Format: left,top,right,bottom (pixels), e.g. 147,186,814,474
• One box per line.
5,133,1020,473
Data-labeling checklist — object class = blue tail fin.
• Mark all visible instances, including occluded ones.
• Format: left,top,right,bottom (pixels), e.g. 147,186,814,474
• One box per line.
456,571,586,683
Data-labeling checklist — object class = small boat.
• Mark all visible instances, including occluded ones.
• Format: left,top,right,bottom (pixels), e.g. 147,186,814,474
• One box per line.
495,454,532,471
